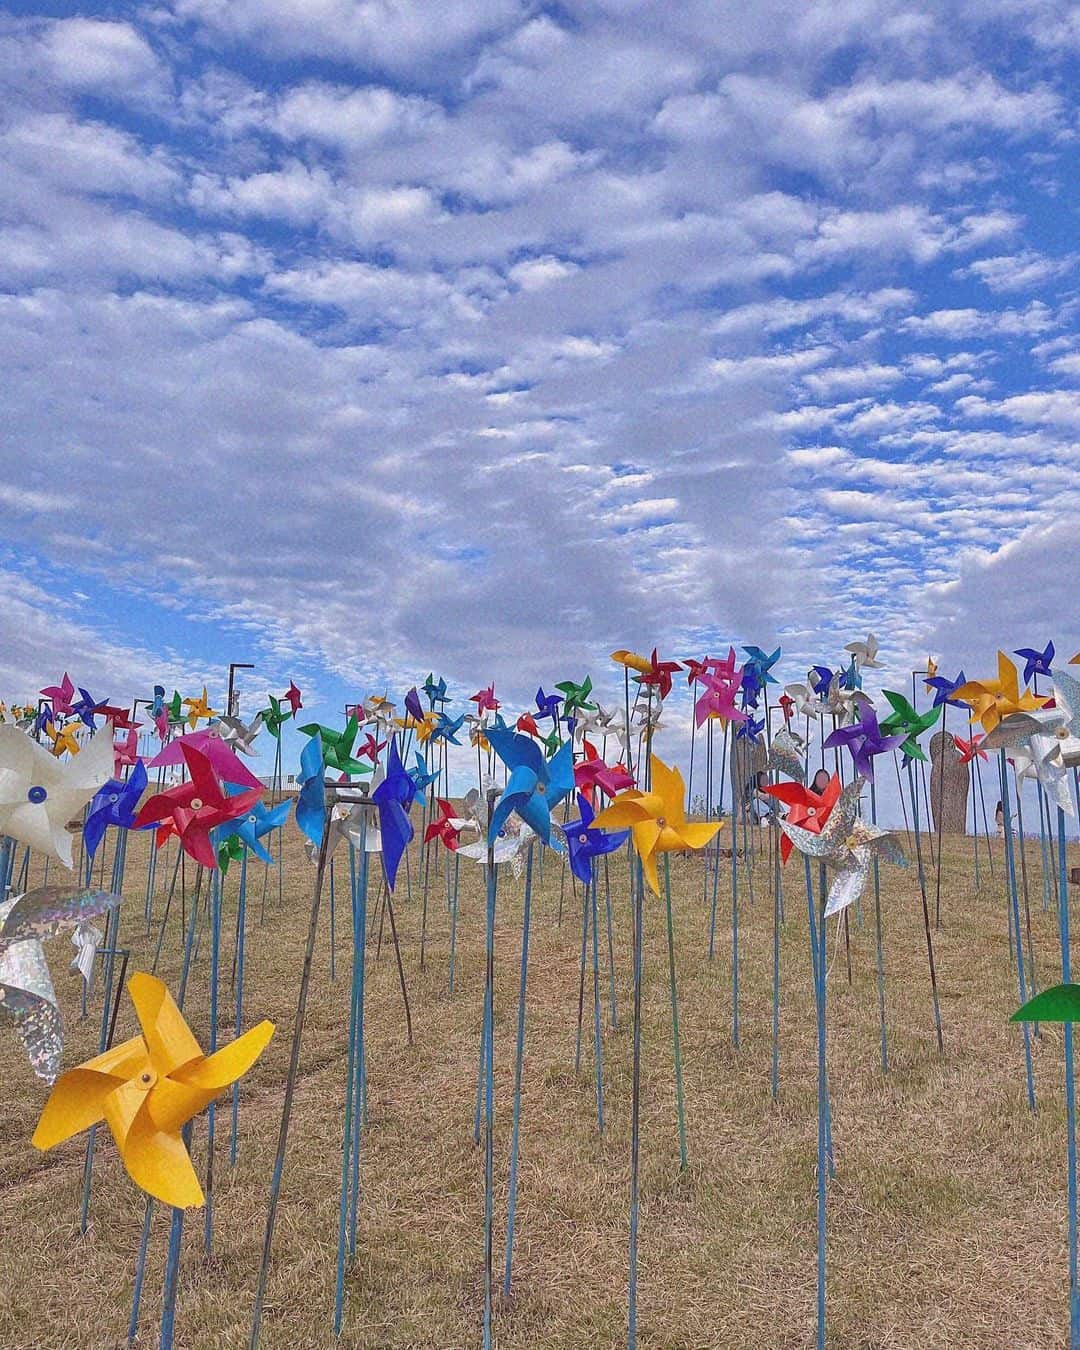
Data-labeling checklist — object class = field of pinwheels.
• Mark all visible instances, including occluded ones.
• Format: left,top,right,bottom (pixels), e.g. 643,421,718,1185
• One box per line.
0,643,1078,1348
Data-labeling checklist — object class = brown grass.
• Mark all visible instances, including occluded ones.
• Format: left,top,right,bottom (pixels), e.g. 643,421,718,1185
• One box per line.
0,819,1077,1348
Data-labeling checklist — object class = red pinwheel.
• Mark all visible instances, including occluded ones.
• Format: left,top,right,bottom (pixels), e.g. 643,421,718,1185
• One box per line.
639,649,682,700
952,733,988,764
779,692,796,723
516,712,540,737
112,728,139,777
358,732,387,764
683,657,710,685
762,773,843,864
471,683,500,714
424,798,462,852
284,681,303,715
132,744,261,869
96,704,142,731
575,738,635,804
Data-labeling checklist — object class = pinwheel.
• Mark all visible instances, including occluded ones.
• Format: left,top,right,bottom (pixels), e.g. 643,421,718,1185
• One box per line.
778,692,796,723
84,759,148,859
357,732,387,764
470,684,500,714
486,725,574,849
571,706,604,741
845,633,882,669
736,714,765,742
743,645,781,689
112,727,139,777
466,716,490,751
96,704,141,730
70,919,104,988
458,815,536,878
152,702,170,743
284,680,303,715
133,744,262,869
1015,641,1054,684
404,687,425,723
762,773,842,864
35,706,55,738
556,676,596,718
593,756,720,894
70,686,108,730
823,675,859,724
0,885,123,1081
165,691,185,727
595,704,630,757
839,657,862,693
181,687,217,730
215,790,292,868
766,727,806,784
40,673,76,716
431,711,465,746
149,728,262,789
808,665,835,693
879,691,942,761
410,710,441,745
576,743,635,804
682,657,711,685
925,669,968,709
33,971,273,1207
50,721,83,758
215,712,264,757
423,673,449,706
778,778,906,916
371,739,417,890
261,693,292,739
954,652,1046,734
363,695,396,732
408,753,439,804
560,793,628,885
424,798,462,851
610,649,653,677
297,716,370,777
785,682,825,719
951,732,987,764
0,726,113,867
295,734,326,847
824,702,904,781
535,686,563,723
516,712,541,737
638,649,682,700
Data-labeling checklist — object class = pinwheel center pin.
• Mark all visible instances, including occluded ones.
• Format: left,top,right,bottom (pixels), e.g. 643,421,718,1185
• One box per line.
579,833,588,843
27,785,47,804
536,784,545,794
657,817,666,828
807,807,816,817
140,1070,154,1085
191,797,203,810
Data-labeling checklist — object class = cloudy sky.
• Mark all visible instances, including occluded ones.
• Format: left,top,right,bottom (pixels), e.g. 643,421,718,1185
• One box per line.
0,1,1076,790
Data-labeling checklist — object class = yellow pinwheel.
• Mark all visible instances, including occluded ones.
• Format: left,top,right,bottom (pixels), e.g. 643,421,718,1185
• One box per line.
33,971,273,1208
593,755,720,894
954,651,1046,734
50,722,82,758
923,655,938,692
182,687,218,730
611,648,652,676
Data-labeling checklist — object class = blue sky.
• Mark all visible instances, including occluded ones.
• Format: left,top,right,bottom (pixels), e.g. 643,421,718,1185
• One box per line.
0,1,1076,801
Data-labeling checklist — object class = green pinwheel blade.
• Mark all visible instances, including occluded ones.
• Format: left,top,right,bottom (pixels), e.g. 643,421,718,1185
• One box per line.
1010,983,1080,1023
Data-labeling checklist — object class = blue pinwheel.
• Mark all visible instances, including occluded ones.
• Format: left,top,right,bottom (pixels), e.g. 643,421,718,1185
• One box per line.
431,711,464,746
743,645,781,687
423,673,448,706
84,760,148,858
562,793,628,885
216,787,292,866
71,686,107,730
925,669,968,709
408,752,439,805
487,725,574,849
535,686,563,723
1014,641,1054,684
739,669,763,709
808,665,834,693
371,738,417,890
151,684,166,717
295,734,326,846
839,656,862,692
736,714,765,742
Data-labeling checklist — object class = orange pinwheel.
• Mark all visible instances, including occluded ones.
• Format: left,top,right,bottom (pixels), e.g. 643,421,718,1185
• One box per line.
33,972,273,1208
592,755,719,894
954,652,1046,734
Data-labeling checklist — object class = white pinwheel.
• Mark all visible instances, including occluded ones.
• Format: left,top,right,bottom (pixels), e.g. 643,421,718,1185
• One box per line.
215,711,264,756
785,682,826,719
845,632,882,669
0,727,113,867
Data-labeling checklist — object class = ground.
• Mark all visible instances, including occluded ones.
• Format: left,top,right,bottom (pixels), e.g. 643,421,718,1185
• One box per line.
0,816,1076,1348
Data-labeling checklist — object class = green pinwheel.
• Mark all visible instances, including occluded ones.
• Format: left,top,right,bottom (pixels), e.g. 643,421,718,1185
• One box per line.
261,693,292,739
878,691,941,761
165,690,185,726
555,675,596,718
1012,985,1080,1022
297,715,371,776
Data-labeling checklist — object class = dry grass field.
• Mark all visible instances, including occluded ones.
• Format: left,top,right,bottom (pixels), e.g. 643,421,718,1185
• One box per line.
1,817,1077,1348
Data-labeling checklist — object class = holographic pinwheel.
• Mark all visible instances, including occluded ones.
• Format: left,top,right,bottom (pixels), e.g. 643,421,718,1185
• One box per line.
216,711,264,756
0,727,113,868
33,971,273,1207
593,756,719,895
560,793,629,885
486,725,574,850
298,715,370,777
1014,641,1054,685
133,744,262,869
879,691,942,762
766,727,807,784
785,682,826,719
84,760,149,859
824,702,904,782
371,740,418,889
762,773,842,864
0,885,123,1082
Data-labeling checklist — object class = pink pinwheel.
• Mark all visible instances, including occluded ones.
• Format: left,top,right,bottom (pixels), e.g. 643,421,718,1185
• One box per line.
952,733,988,764
358,732,387,764
152,704,170,742
683,657,710,685
40,674,76,717
148,729,262,790
694,668,748,728
471,683,500,714
284,681,303,715
112,729,139,777
133,744,261,870
639,649,682,700
516,712,541,737
575,739,635,804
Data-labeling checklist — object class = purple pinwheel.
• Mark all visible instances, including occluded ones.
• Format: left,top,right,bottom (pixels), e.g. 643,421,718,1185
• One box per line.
371,738,417,890
925,669,968,709
535,686,563,723
1014,642,1054,684
84,760,148,858
404,687,425,723
71,687,108,730
824,702,904,781
561,793,628,885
